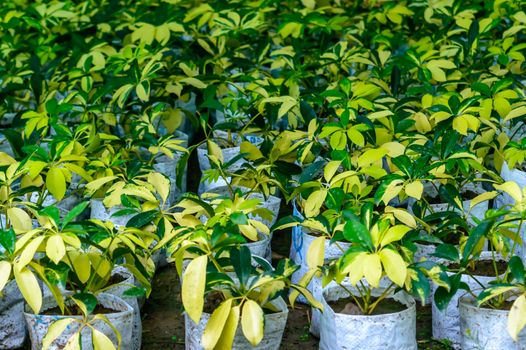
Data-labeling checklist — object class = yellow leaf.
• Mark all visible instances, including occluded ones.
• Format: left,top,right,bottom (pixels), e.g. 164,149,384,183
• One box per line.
136,82,149,102
421,94,433,109
0,261,11,291
202,299,232,350
148,172,170,204
379,249,407,287
452,116,468,135
345,253,367,285
213,305,240,350
18,236,45,268
508,294,526,341
241,300,264,346
494,97,511,118
469,191,497,211
92,328,116,350
46,167,67,200
495,181,523,204
381,142,405,158
181,77,207,89
323,161,341,182
207,140,224,163
505,106,526,121
367,110,394,120
240,141,263,161
380,225,411,248
304,189,327,217
42,318,75,350
7,207,32,233
239,225,259,241
86,176,117,194
384,207,417,228
346,128,365,147
330,131,347,150
182,255,208,324
363,253,382,288
358,148,387,168
14,265,42,314
28,161,47,179
63,333,80,350
46,235,66,265
380,180,404,205
71,253,91,284
0,152,15,166
405,181,424,200
278,99,296,119
426,64,446,82
306,236,325,269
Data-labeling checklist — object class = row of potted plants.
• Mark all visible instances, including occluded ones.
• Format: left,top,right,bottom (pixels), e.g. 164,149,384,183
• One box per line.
0,0,525,349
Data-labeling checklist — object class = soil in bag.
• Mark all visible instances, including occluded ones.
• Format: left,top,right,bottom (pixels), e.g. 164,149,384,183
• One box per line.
329,296,406,316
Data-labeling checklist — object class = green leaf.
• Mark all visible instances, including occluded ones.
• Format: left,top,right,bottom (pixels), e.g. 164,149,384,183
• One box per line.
40,206,60,227
434,244,459,262
0,228,16,254
126,210,158,228
62,202,89,228
230,246,251,286
509,256,525,284
343,218,373,250
72,292,97,315
230,212,248,225
122,287,146,298
462,220,492,263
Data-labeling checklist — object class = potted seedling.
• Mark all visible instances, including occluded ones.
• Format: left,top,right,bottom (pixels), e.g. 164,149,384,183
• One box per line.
450,181,526,348
171,231,320,350
0,201,154,350
312,205,425,350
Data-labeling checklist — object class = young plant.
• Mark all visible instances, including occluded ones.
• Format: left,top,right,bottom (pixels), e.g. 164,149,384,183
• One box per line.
316,204,423,314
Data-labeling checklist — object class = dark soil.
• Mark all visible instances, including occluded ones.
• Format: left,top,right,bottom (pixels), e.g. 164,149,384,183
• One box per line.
107,273,126,286
42,304,117,316
449,259,507,276
329,297,406,316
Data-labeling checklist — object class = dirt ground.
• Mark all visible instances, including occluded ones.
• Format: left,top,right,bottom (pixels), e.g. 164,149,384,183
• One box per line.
140,266,452,350
140,266,319,350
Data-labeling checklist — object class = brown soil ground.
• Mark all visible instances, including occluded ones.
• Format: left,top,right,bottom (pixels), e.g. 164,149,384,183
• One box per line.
139,267,454,350
139,266,319,350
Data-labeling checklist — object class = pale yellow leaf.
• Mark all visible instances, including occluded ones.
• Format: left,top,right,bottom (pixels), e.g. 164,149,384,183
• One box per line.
202,299,232,350
379,249,407,287
182,255,207,324
241,300,264,346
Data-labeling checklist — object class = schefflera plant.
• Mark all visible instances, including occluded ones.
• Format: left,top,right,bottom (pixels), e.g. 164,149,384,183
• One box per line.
438,181,526,342
313,204,426,314
162,201,321,350
0,201,156,348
